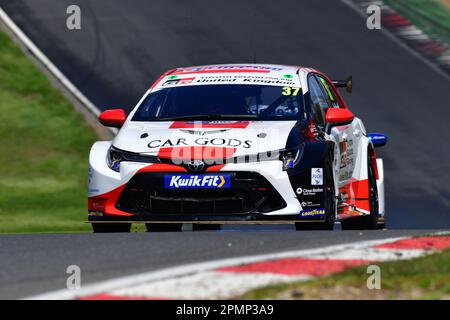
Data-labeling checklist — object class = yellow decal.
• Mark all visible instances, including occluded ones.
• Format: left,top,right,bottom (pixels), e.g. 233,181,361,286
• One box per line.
282,86,301,96
319,78,335,102
218,175,226,188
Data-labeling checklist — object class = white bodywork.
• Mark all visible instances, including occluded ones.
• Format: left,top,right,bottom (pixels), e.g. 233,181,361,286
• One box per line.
88,64,385,222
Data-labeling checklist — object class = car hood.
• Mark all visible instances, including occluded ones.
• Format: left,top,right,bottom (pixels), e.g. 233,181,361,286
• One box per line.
113,120,304,158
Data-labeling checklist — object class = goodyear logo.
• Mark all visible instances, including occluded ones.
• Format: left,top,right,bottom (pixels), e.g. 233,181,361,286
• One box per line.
164,174,231,189
299,208,326,219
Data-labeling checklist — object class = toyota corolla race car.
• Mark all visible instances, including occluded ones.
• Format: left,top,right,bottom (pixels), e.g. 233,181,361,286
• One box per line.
88,64,387,232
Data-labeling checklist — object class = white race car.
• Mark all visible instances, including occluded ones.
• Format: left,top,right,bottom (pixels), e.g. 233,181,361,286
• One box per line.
88,64,387,232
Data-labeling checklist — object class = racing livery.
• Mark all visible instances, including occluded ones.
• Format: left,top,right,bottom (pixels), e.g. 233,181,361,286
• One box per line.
88,64,387,232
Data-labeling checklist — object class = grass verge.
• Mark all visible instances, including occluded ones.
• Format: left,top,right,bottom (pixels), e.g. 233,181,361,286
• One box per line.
237,248,450,299
383,0,450,46
0,29,97,233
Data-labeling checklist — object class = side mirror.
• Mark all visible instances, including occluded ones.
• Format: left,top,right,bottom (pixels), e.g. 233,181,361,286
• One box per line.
368,133,388,148
332,76,352,93
325,108,354,125
99,109,126,128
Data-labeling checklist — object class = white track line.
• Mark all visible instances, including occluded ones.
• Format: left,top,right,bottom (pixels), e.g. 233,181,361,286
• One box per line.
308,247,427,261
88,242,434,299
111,272,311,300
26,237,407,300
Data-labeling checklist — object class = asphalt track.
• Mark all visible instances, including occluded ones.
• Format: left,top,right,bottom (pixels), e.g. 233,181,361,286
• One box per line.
0,0,450,299
0,230,438,299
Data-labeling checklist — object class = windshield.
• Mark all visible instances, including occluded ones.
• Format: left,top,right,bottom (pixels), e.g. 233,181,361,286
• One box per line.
132,84,306,121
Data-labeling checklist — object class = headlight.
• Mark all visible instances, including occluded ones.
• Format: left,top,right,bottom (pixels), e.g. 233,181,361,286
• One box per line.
226,144,304,169
107,146,159,172
280,144,304,171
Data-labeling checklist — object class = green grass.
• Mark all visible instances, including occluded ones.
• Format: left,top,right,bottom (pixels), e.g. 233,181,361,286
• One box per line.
383,0,450,46
238,248,450,300
0,29,98,233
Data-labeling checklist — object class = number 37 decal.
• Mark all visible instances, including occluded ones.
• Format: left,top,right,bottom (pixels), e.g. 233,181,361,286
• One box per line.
281,86,301,96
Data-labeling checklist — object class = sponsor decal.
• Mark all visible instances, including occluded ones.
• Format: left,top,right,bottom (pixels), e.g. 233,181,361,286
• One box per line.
170,120,250,129
88,188,100,196
148,137,252,149
241,77,295,85
179,129,229,135
339,139,354,169
88,167,92,184
300,201,321,208
311,168,323,185
299,208,326,219
164,174,231,189
162,77,195,86
339,140,348,168
171,65,284,75
296,187,324,196
159,74,298,88
187,160,205,172
197,76,238,83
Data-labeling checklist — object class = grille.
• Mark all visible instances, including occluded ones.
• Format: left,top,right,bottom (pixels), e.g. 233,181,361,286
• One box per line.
115,172,286,215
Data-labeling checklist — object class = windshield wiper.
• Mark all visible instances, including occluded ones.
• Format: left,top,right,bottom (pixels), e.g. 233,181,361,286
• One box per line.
155,114,258,121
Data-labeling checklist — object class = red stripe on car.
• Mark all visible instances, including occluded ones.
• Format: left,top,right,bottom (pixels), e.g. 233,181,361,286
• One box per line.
171,69,270,75
137,163,187,173
88,184,132,217
169,121,250,129
206,164,226,171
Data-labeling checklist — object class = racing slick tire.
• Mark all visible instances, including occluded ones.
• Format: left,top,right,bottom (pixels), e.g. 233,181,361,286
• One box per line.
145,223,183,232
295,162,336,231
193,224,221,231
341,149,379,230
92,223,131,233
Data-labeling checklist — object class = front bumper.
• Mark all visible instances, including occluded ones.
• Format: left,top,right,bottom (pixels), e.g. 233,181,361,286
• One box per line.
115,171,286,216
88,142,304,221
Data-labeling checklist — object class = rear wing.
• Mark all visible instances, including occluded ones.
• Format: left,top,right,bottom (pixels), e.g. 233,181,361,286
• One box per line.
332,76,352,93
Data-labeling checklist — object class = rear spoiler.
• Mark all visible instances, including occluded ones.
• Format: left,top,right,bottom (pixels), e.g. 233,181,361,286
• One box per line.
332,76,352,93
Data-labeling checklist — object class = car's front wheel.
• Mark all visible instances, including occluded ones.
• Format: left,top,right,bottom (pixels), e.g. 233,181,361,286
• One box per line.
92,223,131,233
